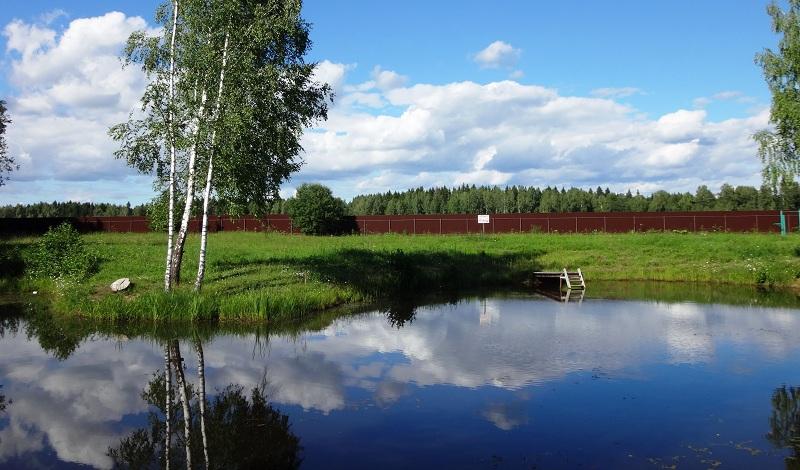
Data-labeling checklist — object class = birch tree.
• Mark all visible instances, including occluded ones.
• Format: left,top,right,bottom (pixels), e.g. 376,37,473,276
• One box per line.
756,0,800,188
110,0,188,290
112,0,330,292
193,0,332,291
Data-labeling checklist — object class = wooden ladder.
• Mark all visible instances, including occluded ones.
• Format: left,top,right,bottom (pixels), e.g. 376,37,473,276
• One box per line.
560,268,586,290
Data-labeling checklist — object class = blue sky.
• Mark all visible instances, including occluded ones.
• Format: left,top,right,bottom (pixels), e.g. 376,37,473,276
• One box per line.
0,1,783,204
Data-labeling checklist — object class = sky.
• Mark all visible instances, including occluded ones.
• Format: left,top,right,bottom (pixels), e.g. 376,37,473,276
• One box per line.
0,0,784,204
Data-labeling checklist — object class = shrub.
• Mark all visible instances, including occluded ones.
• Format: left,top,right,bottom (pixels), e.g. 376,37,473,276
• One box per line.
285,184,350,235
26,223,98,280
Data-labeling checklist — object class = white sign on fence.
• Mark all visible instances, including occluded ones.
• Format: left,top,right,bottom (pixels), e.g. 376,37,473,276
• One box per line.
478,214,490,224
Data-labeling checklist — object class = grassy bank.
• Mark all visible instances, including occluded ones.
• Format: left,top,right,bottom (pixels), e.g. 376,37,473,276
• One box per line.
4,231,800,321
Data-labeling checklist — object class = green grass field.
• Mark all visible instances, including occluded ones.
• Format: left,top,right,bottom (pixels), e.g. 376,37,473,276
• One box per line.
5,231,800,322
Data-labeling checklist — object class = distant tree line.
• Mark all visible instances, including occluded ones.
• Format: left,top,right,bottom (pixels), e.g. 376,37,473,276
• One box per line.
0,201,149,218
340,180,800,215
4,179,800,219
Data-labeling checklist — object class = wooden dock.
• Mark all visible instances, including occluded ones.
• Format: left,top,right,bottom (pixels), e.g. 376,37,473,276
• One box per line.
533,268,586,290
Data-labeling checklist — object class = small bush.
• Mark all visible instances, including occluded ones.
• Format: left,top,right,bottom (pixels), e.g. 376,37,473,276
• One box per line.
285,184,350,235
793,246,800,257
26,223,98,280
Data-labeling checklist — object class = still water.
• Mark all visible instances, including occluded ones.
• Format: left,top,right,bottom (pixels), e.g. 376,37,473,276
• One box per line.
2,292,800,468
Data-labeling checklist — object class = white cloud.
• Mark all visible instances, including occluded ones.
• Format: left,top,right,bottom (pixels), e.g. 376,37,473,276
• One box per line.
312,59,354,97
39,9,68,25
370,65,408,91
0,12,150,202
297,79,768,199
590,87,643,99
473,40,521,69
3,20,55,58
693,90,758,109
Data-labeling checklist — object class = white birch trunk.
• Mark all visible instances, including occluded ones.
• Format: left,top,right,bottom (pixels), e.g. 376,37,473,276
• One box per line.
194,31,230,292
164,0,180,291
171,87,208,285
195,340,209,469
164,344,172,470
170,341,192,469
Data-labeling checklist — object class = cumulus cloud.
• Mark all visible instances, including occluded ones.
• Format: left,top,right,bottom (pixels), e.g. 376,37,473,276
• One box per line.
370,65,408,91
312,59,354,97
473,40,521,68
298,79,768,199
0,12,152,203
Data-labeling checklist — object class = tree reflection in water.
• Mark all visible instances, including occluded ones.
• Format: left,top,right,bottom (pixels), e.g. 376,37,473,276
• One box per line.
108,340,301,469
768,385,800,469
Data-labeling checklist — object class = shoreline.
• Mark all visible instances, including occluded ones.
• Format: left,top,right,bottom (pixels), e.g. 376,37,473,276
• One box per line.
2,231,799,322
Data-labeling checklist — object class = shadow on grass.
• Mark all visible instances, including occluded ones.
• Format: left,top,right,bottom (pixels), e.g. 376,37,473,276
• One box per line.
296,248,544,298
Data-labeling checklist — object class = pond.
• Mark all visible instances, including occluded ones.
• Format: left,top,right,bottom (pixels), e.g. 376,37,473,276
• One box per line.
1,287,800,469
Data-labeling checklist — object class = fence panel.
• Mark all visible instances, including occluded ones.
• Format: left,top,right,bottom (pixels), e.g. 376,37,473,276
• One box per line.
441,218,469,234
548,218,576,233
577,217,605,233
3,210,799,235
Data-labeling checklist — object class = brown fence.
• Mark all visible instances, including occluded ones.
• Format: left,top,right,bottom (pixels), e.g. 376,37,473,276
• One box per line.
1,210,798,235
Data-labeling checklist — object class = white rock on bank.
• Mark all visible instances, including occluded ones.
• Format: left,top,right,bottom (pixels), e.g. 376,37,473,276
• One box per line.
110,278,131,292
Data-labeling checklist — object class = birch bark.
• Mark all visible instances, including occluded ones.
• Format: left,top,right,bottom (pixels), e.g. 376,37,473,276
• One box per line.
164,0,179,291
195,31,230,292
170,87,207,285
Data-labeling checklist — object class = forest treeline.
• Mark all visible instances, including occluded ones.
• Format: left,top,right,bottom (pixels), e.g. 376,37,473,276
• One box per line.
3,180,800,218
335,181,800,215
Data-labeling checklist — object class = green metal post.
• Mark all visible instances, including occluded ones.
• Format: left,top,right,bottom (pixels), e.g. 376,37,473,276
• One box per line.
781,210,787,236
773,211,787,236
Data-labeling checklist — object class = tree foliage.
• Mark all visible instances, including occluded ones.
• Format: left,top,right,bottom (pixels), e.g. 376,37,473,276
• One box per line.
285,183,348,235
340,183,800,216
755,0,800,188
0,100,15,187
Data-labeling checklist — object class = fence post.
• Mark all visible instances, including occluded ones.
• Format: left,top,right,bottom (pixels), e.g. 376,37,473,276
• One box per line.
663,215,666,232
693,215,697,232
724,215,727,232
633,216,636,232
603,216,607,233
439,218,442,234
